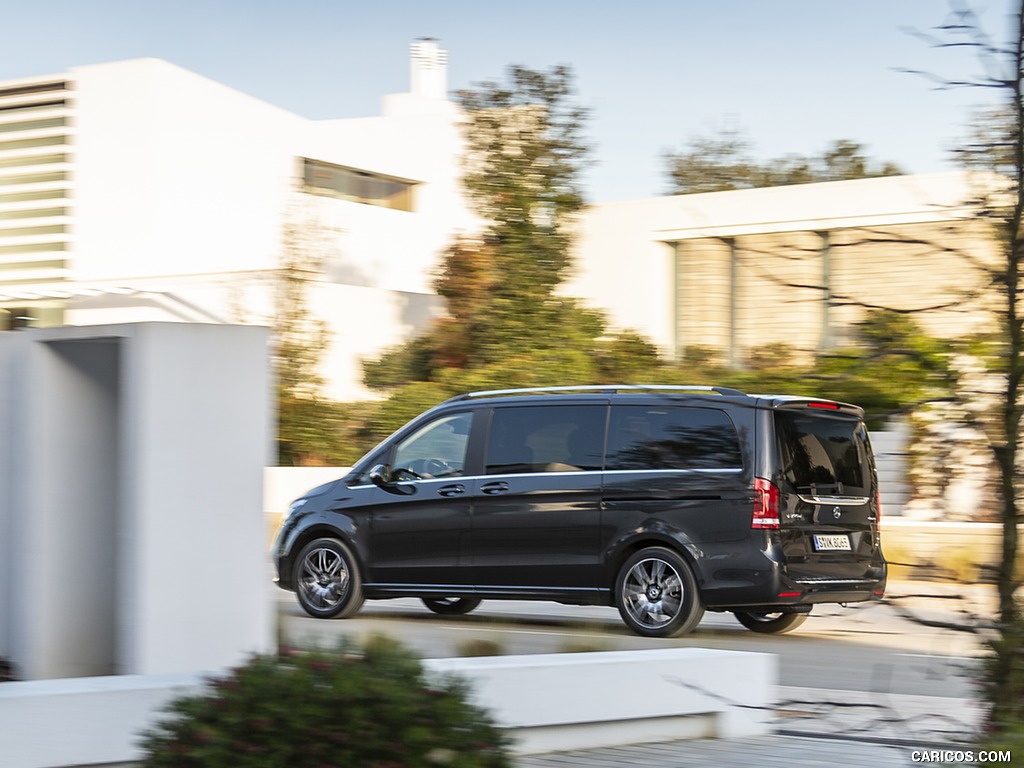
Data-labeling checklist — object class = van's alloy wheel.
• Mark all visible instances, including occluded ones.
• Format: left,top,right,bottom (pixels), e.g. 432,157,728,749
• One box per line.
615,546,703,637
733,610,808,634
294,538,364,619
422,597,482,615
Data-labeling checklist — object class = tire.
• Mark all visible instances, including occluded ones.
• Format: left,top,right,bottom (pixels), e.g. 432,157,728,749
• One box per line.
294,538,364,619
421,597,482,615
615,546,704,637
733,610,808,634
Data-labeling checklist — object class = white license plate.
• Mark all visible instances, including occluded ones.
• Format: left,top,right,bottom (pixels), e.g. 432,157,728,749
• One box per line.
813,534,852,552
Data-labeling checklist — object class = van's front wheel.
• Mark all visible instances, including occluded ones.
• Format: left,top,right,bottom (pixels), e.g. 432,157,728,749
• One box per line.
733,610,808,634
615,547,703,637
294,538,364,619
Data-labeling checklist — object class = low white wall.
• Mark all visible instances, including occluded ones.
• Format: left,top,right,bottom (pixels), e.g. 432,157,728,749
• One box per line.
425,648,775,754
0,673,205,768
0,648,775,766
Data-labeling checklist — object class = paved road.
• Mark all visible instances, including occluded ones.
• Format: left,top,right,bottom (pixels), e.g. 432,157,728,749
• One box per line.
277,580,989,701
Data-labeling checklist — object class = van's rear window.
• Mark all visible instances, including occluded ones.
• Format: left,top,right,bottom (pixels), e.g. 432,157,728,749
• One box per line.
775,410,871,493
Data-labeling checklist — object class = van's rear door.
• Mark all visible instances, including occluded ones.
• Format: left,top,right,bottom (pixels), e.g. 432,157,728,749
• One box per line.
772,402,882,583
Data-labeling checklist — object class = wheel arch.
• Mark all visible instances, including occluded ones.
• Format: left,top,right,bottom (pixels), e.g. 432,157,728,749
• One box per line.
281,524,364,588
606,532,704,591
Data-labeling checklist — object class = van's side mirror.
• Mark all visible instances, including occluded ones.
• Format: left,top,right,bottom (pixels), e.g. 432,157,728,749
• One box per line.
369,464,416,495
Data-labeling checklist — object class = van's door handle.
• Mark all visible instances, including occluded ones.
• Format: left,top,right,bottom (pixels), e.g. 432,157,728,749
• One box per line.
481,481,510,495
438,484,465,497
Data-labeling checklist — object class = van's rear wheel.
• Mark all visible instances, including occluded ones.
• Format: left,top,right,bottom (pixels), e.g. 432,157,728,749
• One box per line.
615,547,703,637
733,610,808,634
422,597,481,615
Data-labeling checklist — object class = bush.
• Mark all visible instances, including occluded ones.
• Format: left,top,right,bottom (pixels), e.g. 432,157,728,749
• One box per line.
139,637,510,767
977,610,1024,764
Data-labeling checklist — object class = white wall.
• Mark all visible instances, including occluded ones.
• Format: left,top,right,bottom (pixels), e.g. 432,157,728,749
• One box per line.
70,58,476,296
0,323,274,680
73,59,301,281
56,57,476,401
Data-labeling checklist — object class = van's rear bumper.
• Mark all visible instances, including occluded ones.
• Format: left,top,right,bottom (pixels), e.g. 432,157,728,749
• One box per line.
701,558,887,610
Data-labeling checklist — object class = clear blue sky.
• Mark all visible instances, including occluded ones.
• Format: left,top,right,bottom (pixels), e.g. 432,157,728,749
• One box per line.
2,0,1015,202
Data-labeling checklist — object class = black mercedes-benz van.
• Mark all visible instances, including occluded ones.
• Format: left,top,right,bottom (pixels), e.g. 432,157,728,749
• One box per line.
272,385,886,637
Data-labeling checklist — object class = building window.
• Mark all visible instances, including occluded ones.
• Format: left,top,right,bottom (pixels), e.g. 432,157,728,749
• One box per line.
0,242,66,255
0,135,66,152
0,206,66,220
0,153,67,169
0,100,66,116
0,171,66,186
301,158,415,212
0,117,67,134
0,189,66,204
0,82,67,99
0,304,64,330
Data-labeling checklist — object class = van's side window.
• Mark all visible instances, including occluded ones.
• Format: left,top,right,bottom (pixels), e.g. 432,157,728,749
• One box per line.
485,405,606,474
391,411,473,479
606,406,742,470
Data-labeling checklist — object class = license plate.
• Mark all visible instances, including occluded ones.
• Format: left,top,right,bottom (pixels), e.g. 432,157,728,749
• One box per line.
813,534,852,552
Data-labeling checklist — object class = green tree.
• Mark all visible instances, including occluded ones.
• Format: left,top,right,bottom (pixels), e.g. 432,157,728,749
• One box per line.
902,2,1024,747
274,212,346,466
454,64,594,365
358,64,621,440
663,128,903,194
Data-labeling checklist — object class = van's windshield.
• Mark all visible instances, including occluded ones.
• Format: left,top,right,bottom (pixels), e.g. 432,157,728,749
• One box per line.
774,410,872,495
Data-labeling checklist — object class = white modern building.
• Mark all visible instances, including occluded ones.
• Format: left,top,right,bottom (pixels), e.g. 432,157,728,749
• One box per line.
567,171,996,368
0,40,475,400
0,40,999,398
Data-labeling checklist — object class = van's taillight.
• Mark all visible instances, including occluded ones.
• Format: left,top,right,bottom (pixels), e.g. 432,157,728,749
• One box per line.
808,401,839,410
875,488,882,528
752,477,780,529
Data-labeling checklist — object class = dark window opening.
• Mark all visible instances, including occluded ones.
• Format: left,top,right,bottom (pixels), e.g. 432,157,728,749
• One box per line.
775,410,870,494
485,405,606,475
607,405,743,470
0,82,67,99
301,158,414,212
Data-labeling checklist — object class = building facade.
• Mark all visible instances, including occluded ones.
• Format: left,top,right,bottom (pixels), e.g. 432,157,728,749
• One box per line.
0,41,474,399
0,42,1000,400
567,172,998,367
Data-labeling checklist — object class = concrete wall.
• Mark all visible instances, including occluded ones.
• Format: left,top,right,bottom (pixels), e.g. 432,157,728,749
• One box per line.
567,173,996,359
0,648,775,766
0,323,274,680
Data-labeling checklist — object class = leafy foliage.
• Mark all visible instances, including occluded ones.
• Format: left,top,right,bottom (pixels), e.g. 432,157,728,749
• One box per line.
356,65,612,434
139,638,510,768
273,212,351,467
663,126,903,195
979,611,1024,761
904,0,1024,739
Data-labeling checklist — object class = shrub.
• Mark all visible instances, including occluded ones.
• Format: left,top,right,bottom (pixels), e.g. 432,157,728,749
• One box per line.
454,638,506,658
139,637,510,767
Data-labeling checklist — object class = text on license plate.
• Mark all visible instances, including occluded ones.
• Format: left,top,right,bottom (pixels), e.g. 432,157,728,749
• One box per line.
813,534,852,552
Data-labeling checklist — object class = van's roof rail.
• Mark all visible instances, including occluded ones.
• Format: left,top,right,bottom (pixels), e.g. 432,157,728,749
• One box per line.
445,384,747,403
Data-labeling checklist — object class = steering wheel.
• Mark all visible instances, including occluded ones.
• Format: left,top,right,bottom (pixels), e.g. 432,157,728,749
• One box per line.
391,466,423,481
422,457,454,477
